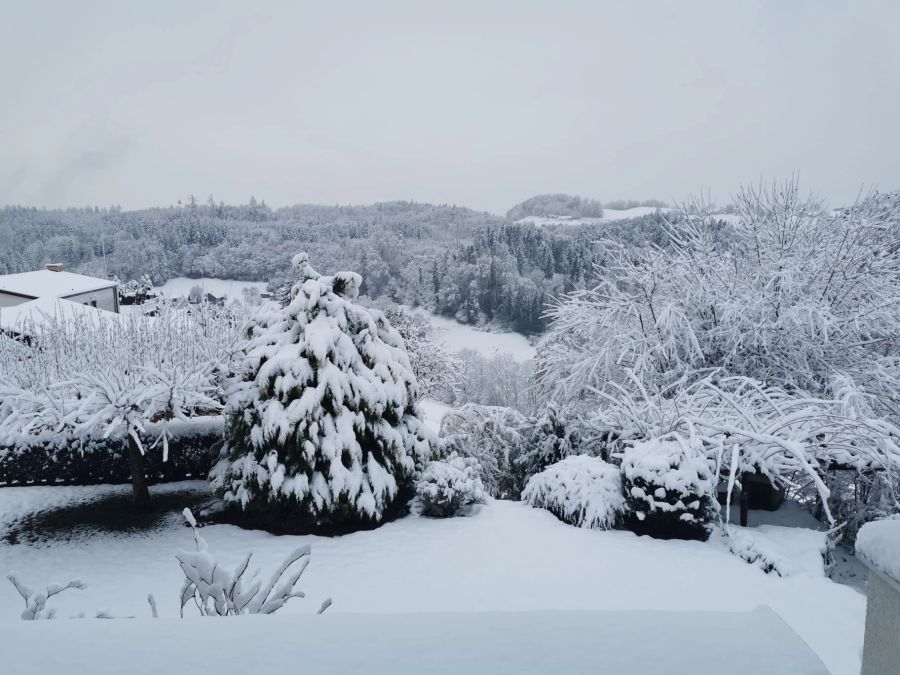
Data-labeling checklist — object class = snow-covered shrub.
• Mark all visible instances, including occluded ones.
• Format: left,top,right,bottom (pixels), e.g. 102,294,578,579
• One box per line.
522,455,626,529
212,253,435,533
716,525,832,578
517,402,584,477
621,436,717,540
177,509,331,616
440,404,529,498
414,453,487,517
6,573,86,620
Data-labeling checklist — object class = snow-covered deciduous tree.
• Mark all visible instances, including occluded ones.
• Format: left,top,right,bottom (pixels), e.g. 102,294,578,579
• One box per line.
373,302,462,403
413,453,487,517
0,304,244,508
177,508,331,616
212,253,435,533
537,180,900,526
440,404,529,498
522,455,626,529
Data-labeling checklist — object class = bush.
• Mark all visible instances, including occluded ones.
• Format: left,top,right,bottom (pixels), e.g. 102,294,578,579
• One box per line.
414,453,487,518
621,437,717,541
522,455,625,529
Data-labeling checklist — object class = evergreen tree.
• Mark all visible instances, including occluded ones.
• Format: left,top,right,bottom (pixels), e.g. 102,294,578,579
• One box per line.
213,253,434,533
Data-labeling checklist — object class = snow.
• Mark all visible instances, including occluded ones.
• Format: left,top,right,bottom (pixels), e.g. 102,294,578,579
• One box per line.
516,206,672,227
0,269,116,298
408,307,536,361
856,517,900,583
0,607,831,675
419,398,451,433
154,277,268,299
0,484,864,675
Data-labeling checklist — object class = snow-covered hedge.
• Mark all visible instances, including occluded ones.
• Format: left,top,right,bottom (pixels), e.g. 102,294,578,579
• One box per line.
621,436,717,540
414,453,486,517
522,455,625,530
213,253,435,533
0,417,223,486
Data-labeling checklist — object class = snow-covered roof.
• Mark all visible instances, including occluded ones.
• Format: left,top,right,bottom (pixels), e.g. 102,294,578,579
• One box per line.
0,269,116,299
0,297,122,333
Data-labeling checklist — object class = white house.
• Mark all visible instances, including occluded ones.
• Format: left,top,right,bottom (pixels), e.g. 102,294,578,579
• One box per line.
0,265,120,333
0,264,119,312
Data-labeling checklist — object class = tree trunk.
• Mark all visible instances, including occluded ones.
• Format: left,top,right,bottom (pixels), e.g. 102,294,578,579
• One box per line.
127,435,151,510
739,471,750,527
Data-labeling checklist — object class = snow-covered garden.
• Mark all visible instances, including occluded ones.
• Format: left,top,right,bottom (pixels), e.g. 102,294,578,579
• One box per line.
2,182,899,675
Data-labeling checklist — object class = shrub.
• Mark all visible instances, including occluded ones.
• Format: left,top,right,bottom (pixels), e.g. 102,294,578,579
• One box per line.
414,453,487,517
621,436,717,541
522,455,626,529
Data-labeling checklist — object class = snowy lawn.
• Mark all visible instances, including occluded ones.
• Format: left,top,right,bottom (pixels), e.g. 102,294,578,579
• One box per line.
0,483,864,675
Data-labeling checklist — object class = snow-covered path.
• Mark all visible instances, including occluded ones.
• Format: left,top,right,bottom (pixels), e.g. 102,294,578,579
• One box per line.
0,486,864,675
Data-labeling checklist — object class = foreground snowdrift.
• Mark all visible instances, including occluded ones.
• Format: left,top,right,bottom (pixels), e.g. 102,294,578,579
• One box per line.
2,607,829,675
0,492,864,675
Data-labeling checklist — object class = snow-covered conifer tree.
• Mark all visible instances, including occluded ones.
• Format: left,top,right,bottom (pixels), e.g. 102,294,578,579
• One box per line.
212,253,434,533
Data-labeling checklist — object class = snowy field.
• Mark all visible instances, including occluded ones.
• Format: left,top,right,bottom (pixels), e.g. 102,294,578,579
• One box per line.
408,307,536,361
154,277,268,299
0,483,864,675
516,206,739,227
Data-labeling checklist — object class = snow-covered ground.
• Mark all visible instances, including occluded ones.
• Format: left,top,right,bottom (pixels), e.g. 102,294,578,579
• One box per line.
154,277,268,299
2,606,830,675
516,206,672,227
409,307,536,361
516,207,739,227
0,483,865,675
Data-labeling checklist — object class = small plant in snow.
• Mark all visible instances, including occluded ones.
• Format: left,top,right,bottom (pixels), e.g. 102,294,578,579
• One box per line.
621,435,718,541
522,455,626,530
177,508,331,616
6,572,86,620
414,453,487,517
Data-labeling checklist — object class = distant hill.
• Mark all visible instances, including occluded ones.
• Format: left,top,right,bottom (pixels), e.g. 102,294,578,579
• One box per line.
506,194,604,221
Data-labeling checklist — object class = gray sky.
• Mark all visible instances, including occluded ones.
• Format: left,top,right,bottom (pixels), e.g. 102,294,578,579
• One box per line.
1,0,898,214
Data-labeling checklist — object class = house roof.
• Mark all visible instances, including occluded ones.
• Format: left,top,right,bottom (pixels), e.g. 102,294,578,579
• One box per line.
0,297,123,333
0,269,117,299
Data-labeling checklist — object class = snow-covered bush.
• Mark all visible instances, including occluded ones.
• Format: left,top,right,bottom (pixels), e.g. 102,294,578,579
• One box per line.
177,508,331,616
6,573,85,620
517,402,583,476
212,253,434,533
414,453,487,517
621,436,718,540
522,455,626,529
440,404,529,498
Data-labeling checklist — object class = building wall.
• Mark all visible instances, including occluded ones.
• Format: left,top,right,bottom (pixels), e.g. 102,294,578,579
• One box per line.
63,287,118,313
862,570,900,675
0,292,31,308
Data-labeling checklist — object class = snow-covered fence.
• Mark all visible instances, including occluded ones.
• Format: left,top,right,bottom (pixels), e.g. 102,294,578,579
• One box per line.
0,417,223,486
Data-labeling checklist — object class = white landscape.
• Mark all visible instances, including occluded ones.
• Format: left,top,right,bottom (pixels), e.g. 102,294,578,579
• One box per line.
3,3,900,674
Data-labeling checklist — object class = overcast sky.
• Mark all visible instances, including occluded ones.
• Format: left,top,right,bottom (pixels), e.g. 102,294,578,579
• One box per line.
1,0,898,214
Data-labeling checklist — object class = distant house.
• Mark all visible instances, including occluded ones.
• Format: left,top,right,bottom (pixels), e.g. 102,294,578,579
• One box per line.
0,265,120,334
